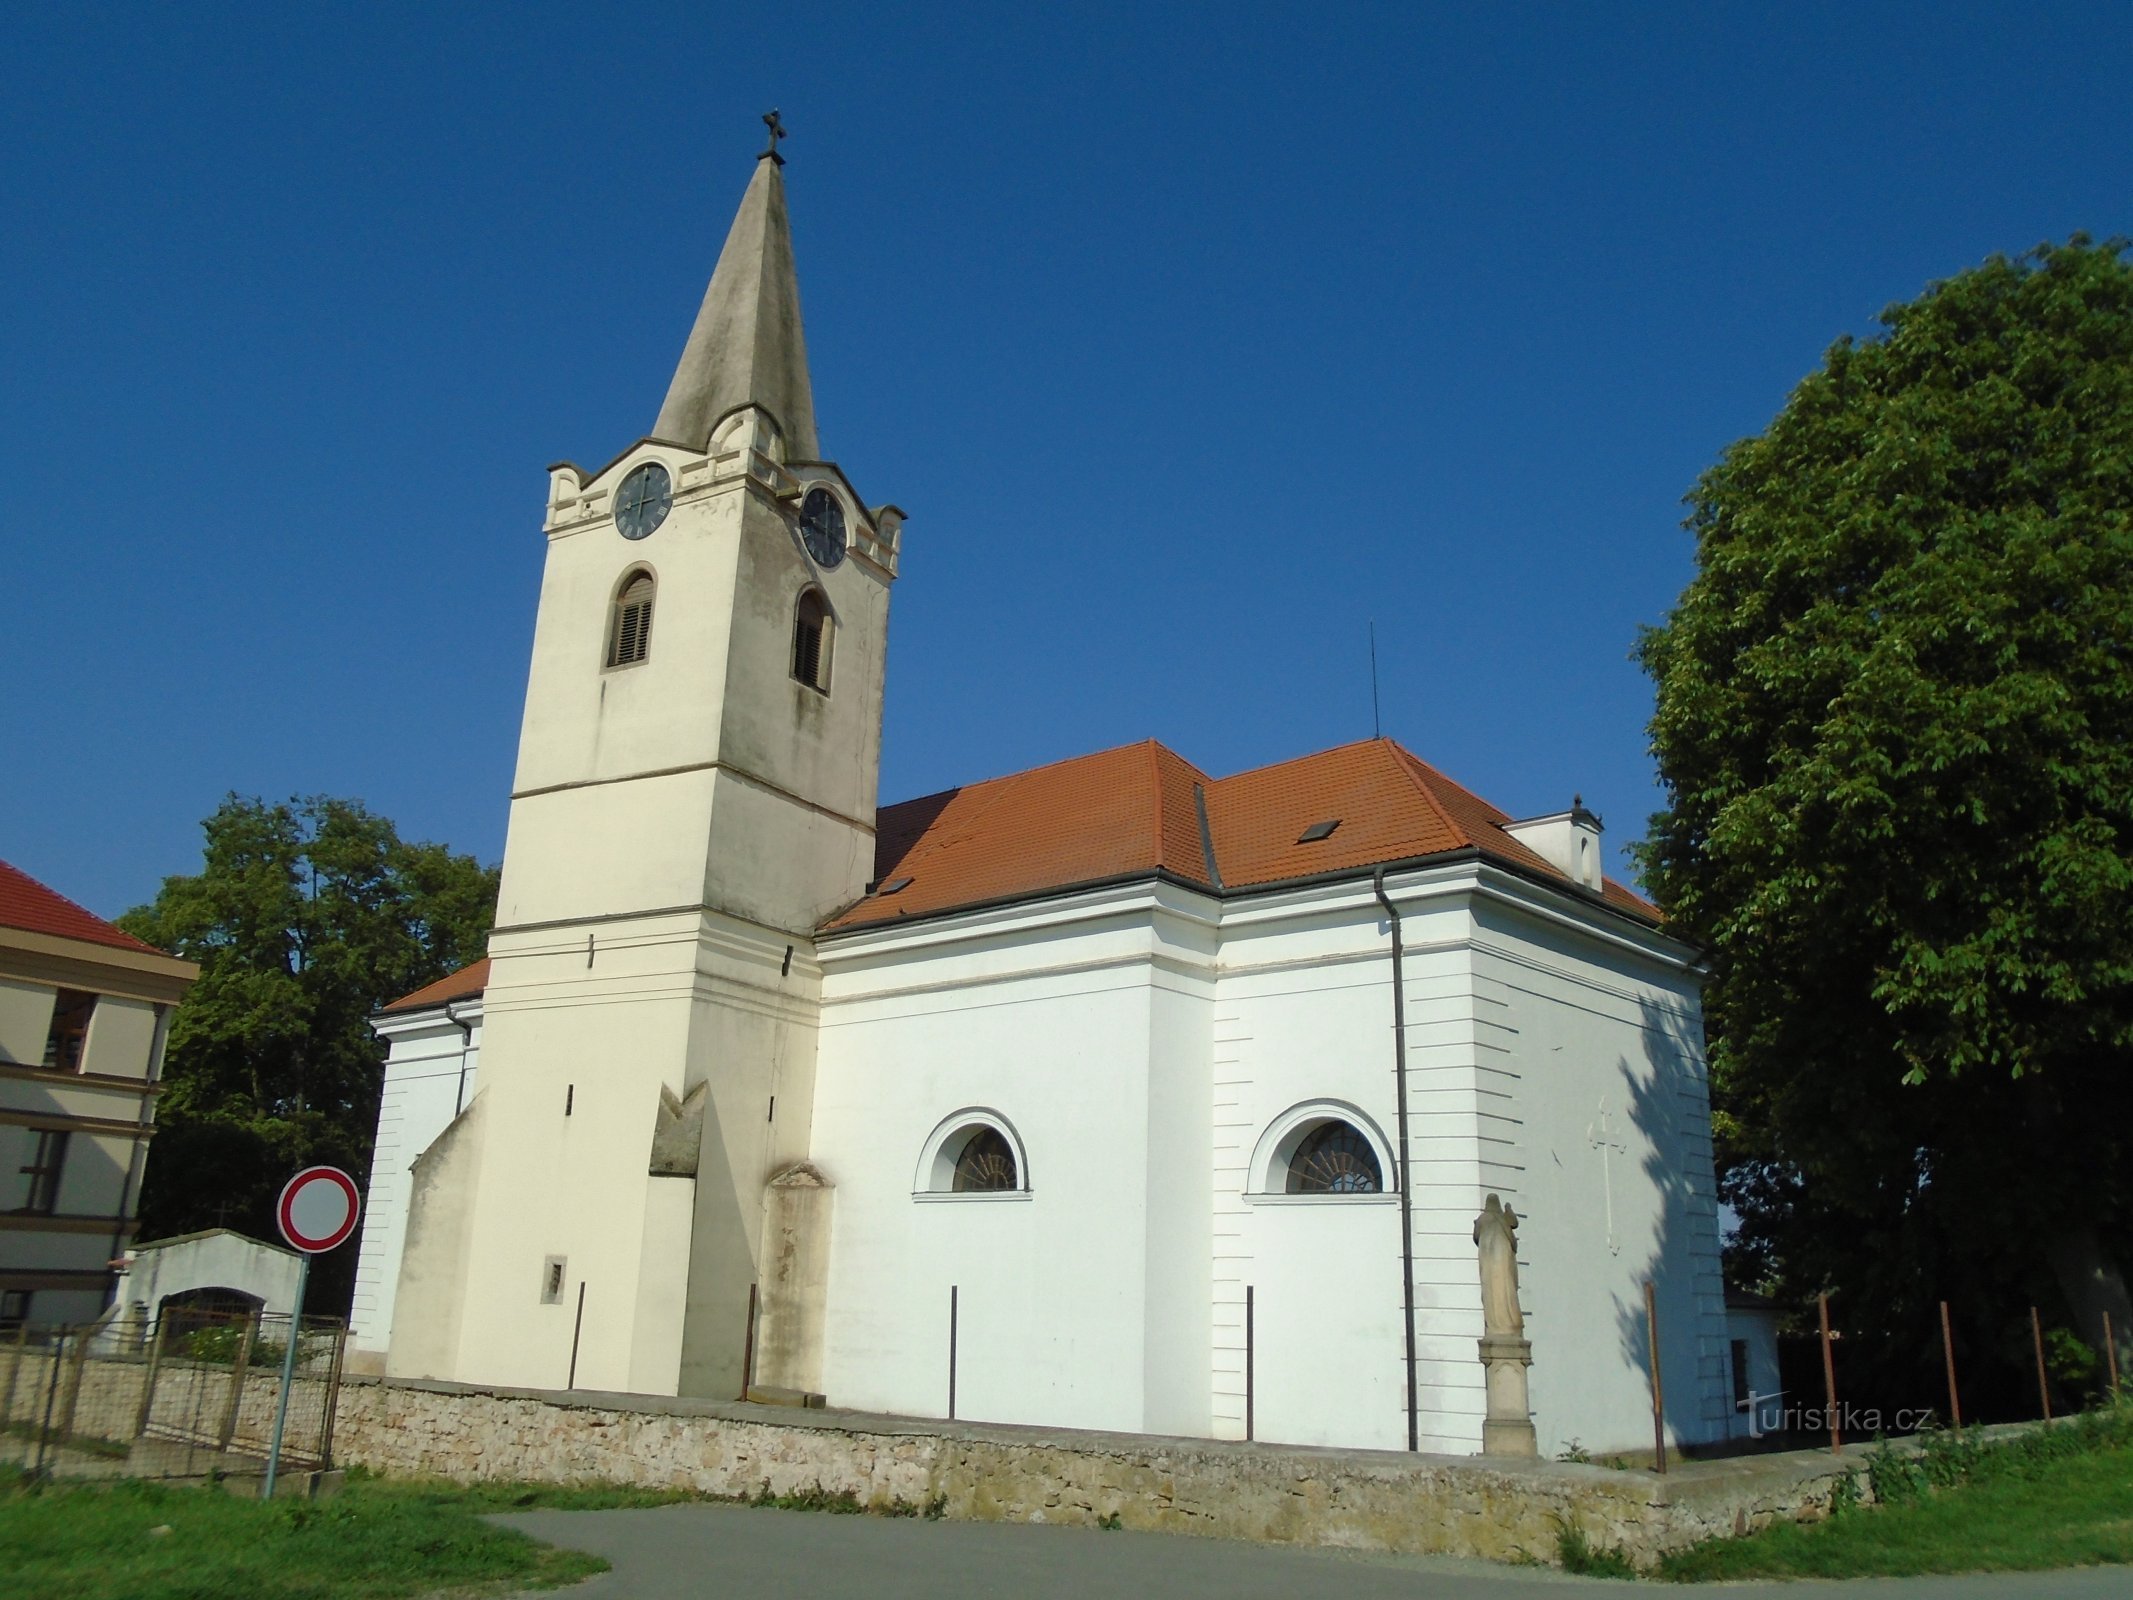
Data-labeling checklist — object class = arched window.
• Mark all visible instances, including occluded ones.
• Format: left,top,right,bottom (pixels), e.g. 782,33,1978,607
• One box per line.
952,1128,1018,1192
914,1110,1030,1198
1286,1121,1383,1194
607,571,654,667
792,587,832,691
1248,1101,1396,1199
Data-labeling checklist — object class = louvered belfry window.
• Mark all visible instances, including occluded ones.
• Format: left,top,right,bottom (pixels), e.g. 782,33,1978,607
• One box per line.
792,588,831,691
608,572,654,667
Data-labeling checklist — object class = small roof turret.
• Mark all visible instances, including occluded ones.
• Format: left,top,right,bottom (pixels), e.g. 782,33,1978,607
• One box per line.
652,133,818,459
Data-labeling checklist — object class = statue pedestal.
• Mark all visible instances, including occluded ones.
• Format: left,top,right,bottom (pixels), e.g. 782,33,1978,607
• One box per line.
1477,1334,1537,1457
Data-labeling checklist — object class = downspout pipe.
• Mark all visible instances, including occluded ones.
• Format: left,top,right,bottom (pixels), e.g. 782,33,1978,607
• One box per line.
1374,866,1420,1452
445,1000,474,1116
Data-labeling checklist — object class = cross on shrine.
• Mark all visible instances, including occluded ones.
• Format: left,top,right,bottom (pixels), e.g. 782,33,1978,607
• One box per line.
760,109,787,165
1587,1098,1628,1256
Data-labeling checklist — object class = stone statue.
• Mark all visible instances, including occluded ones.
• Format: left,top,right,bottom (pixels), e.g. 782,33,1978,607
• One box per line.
1473,1193,1525,1337
1473,1192,1536,1455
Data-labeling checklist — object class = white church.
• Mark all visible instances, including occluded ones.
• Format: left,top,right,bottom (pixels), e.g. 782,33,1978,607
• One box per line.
347,140,1736,1460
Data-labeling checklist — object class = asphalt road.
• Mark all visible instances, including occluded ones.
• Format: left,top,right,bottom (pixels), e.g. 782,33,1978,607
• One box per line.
494,1503,2132,1600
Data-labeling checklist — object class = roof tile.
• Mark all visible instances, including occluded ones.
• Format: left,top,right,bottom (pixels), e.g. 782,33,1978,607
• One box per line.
379,957,492,1015
826,736,1657,931
0,859,163,955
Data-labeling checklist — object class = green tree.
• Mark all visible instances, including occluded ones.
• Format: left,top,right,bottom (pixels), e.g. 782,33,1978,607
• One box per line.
1636,238,2133,1388
119,796,496,1313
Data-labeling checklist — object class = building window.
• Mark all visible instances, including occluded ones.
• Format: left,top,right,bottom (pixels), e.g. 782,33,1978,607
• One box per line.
0,1289,29,1329
17,1130,69,1214
792,587,832,692
1731,1338,1751,1411
1286,1120,1382,1194
540,1256,567,1305
952,1128,1018,1192
43,990,95,1072
607,571,654,667
915,1111,1030,1197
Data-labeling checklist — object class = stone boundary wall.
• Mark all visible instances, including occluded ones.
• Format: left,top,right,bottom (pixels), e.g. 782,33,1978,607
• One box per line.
336,1376,1864,1566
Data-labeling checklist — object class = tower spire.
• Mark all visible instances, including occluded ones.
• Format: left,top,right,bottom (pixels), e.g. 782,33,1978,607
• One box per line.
652,131,817,459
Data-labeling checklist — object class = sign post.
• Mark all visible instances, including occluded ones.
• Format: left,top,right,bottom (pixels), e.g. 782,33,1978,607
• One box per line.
263,1165,360,1499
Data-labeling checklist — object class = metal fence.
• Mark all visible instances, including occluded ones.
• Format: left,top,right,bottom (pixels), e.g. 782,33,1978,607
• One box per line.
0,1306,346,1482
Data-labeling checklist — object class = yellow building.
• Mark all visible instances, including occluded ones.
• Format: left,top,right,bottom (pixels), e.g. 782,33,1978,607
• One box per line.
0,859,196,1327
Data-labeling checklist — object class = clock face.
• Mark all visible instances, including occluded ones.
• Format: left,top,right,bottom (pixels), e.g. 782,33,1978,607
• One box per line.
615,462,672,541
799,486,847,568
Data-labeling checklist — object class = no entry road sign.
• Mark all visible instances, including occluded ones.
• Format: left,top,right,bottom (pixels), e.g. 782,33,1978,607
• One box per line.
276,1165,362,1254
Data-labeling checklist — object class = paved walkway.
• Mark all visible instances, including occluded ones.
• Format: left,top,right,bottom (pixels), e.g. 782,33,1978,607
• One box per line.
495,1502,2131,1599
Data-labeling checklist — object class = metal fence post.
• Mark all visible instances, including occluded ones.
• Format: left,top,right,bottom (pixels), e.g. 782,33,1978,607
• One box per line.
2105,1311,2121,1399
738,1282,758,1399
1244,1285,1255,1444
317,1321,348,1468
32,1330,67,1479
947,1285,959,1422
218,1310,259,1452
1940,1300,1962,1428
53,1325,90,1446
0,1319,27,1430
133,1312,170,1440
1646,1280,1668,1474
1818,1293,1840,1455
2031,1306,2052,1421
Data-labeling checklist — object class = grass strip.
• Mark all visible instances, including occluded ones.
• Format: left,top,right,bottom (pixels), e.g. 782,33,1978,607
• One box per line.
0,1469,661,1600
1661,1402,2133,1582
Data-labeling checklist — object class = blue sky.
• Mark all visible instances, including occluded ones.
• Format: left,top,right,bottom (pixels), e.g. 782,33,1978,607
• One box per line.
4,3,2127,918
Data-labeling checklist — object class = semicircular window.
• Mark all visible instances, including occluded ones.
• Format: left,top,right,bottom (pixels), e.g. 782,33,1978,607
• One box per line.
1286,1120,1383,1194
952,1128,1019,1192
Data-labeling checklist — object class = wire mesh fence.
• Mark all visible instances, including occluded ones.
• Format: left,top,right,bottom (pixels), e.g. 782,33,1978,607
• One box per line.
0,1306,346,1483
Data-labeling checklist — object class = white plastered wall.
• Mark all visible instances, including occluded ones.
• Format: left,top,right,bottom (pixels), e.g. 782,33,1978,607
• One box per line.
1469,880,1726,1457
349,1006,480,1364
812,890,1216,1434
1212,881,1489,1454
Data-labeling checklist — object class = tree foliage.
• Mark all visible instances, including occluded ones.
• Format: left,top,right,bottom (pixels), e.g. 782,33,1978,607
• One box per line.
119,796,496,1312
1636,238,2133,1387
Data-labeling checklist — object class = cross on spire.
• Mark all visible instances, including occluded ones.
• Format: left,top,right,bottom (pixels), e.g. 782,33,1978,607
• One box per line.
759,108,787,166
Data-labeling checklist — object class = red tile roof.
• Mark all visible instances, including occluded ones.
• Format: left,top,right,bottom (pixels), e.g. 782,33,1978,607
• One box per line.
372,739,1659,1012
0,859,164,955
379,957,491,1015
829,737,1658,931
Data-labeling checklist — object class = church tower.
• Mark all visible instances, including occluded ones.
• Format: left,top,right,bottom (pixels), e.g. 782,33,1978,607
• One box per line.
389,133,901,1398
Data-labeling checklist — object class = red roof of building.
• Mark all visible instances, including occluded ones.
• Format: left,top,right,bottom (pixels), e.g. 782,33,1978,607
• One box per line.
0,858,164,955
829,736,1658,931
379,957,492,1015
373,739,1658,1012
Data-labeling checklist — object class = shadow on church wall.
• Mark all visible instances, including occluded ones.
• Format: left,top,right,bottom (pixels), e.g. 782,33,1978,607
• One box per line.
1607,991,1721,1456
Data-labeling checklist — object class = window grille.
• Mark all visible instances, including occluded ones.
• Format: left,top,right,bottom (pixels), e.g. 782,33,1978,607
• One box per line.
952,1128,1018,1192
792,588,831,691
1285,1121,1382,1194
18,1129,70,1214
608,573,654,667
43,990,94,1072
